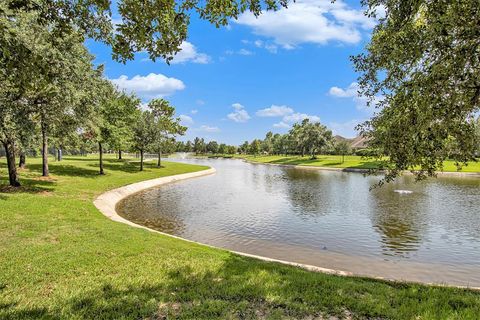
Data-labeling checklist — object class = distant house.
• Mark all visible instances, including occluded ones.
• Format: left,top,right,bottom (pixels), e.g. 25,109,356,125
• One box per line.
334,135,369,150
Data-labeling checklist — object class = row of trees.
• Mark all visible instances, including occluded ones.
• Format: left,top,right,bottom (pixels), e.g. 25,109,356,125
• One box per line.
2,0,291,188
238,119,351,160
174,138,237,155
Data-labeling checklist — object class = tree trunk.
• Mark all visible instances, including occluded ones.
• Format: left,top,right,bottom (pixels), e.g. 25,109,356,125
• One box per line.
3,139,20,187
57,148,62,161
118,150,122,160
41,120,49,177
157,149,162,167
140,149,144,171
19,151,26,169
99,142,104,175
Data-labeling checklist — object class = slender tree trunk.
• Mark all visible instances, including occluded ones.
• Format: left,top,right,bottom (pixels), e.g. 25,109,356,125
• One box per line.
3,139,20,187
157,149,162,167
140,149,144,171
99,142,104,175
41,119,49,177
57,148,62,161
19,150,26,169
118,150,122,160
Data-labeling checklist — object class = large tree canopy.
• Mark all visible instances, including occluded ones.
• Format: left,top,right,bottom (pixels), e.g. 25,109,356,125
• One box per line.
3,0,289,63
354,0,480,182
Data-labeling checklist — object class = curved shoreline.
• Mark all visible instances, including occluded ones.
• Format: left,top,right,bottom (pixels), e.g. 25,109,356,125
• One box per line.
93,166,479,291
242,158,480,177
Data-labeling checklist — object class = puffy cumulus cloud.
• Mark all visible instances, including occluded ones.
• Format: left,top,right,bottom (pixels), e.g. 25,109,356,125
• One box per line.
283,113,320,123
227,103,251,123
235,0,375,48
273,121,290,129
199,125,220,133
257,104,320,129
256,105,294,117
110,73,185,99
170,41,211,64
329,82,359,98
179,114,194,125
329,82,383,111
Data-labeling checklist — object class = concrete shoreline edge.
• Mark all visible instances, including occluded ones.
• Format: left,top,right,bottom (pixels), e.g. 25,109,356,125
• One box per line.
93,166,479,291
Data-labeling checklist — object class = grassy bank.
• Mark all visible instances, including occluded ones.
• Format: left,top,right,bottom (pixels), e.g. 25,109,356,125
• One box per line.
241,154,480,173
1,156,479,319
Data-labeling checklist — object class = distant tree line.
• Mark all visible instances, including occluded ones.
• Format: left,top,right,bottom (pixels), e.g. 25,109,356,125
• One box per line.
237,119,352,162
175,138,237,155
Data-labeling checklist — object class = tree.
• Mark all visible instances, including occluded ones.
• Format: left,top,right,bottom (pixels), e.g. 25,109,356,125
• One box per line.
262,131,274,154
4,0,290,64
91,81,140,174
148,99,186,167
193,137,206,155
299,120,333,159
239,141,249,154
334,140,351,164
132,111,155,171
354,0,480,182
206,141,219,154
218,143,227,155
249,139,262,157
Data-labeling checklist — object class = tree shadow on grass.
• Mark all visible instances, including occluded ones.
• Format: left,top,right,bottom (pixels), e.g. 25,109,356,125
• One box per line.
2,251,479,319
26,164,99,178
0,176,55,198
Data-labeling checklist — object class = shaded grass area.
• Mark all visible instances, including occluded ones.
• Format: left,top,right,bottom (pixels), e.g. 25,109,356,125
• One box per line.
0,156,479,319
241,155,480,172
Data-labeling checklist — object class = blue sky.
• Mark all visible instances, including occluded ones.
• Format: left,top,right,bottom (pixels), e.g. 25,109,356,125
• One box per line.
87,0,379,145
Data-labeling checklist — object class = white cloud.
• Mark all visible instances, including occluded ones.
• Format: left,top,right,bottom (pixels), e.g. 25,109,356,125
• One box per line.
179,114,194,125
238,48,253,56
167,41,210,64
110,73,185,99
191,109,198,114
329,82,359,98
199,125,220,133
226,48,254,56
256,105,294,117
257,104,320,128
235,0,375,48
196,99,205,105
329,119,363,138
329,82,383,111
227,103,251,123
273,121,291,129
283,113,320,123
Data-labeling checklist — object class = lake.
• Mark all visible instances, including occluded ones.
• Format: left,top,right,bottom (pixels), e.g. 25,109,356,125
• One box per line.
117,158,480,287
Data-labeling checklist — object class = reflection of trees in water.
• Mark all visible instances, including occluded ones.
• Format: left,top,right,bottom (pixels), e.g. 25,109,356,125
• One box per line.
368,181,429,258
281,168,327,216
117,191,186,235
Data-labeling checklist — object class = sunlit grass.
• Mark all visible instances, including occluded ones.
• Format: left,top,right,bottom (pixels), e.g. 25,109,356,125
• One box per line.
0,155,479,319
242,155,480,172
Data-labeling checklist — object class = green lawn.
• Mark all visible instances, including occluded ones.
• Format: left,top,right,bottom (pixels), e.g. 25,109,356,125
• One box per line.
241,155,480,172
1,156,479,319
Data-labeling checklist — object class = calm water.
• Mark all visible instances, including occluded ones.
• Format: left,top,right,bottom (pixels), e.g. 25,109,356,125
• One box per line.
117,158,480,287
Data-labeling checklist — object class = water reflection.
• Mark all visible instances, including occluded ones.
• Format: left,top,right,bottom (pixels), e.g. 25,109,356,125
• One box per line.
117,158,480,285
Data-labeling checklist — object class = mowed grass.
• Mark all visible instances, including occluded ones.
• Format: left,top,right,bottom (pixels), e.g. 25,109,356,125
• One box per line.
0,156,479,319
241,155,480,172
